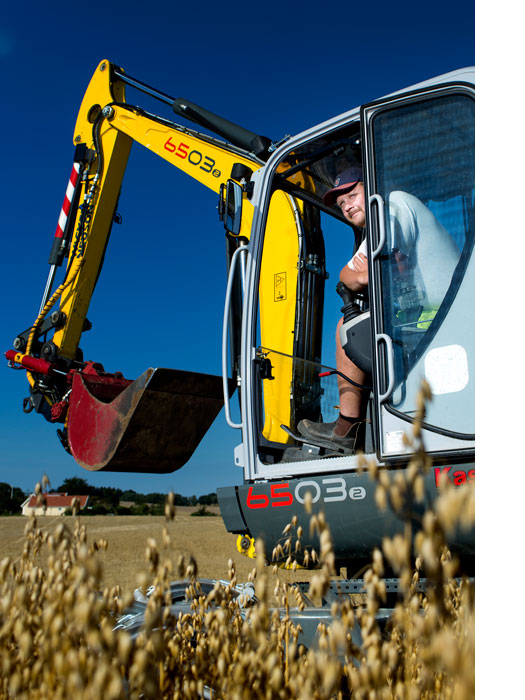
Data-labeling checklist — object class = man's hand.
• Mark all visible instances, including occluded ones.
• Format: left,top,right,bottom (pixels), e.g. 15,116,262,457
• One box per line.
340,253,368,291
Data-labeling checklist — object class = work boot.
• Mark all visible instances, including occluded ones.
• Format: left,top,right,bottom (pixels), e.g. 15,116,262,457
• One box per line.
297,415,367,453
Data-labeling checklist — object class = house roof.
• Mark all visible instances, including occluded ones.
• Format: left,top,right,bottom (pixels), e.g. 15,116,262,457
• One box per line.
24,493,89,509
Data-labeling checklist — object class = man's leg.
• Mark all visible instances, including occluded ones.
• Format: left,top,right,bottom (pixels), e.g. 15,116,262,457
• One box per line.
297,318,368,450
333,317,368,437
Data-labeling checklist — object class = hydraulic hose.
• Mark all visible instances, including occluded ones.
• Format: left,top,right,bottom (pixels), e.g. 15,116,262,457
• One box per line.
24,257,84,402
26,256,84,358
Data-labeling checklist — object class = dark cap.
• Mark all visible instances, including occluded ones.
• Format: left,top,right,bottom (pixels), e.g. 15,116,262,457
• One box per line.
323,166,363,206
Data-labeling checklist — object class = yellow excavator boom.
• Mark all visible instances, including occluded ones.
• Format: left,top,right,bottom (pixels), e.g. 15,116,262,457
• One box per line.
7,59,306,469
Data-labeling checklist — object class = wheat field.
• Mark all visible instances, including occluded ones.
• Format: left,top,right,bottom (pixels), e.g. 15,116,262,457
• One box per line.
0,482,474,699
0,509,320,596
0,394,475,699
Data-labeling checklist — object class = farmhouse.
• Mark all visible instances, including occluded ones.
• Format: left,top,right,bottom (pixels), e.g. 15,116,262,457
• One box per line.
21,493,89,516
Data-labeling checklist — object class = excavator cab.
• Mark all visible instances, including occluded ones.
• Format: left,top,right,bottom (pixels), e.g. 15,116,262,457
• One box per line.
221,70,475,483
216,70,474,567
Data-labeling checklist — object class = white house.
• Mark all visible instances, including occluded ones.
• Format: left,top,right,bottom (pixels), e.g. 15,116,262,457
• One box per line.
21,493,89,516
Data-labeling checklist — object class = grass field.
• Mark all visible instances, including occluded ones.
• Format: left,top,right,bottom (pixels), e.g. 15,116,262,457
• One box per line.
0,508,316,594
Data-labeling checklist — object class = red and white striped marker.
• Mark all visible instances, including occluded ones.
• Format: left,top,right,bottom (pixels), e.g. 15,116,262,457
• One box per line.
54,162,81,241
41,161,83,312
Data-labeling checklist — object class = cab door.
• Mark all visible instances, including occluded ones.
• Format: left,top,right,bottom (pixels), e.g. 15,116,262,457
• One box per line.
361,80,475,461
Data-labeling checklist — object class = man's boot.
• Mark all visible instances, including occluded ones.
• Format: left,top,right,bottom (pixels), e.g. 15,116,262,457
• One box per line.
297,414,367,453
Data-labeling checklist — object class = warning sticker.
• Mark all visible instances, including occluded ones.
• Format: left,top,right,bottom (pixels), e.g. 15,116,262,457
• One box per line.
274,272,287,301
385,430,405,453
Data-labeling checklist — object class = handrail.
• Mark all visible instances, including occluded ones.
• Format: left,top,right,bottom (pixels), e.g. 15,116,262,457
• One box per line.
369,193,386,258
376,332,395,403
222,244,248,429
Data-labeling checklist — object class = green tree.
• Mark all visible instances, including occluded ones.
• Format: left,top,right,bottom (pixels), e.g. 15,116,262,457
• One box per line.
143,492,166,505
131,503,151,515
0,483,26,515
191,504,218,517
198,493,218,505
94,487,122,508
56,477,92,495
120,490,139,502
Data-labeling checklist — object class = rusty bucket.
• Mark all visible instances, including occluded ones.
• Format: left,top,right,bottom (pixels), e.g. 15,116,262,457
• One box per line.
67,367,234,473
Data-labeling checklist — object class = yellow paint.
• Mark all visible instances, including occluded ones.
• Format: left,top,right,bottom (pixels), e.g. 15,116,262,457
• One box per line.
236,534,256,558
236,534,305,569
258,191,300,443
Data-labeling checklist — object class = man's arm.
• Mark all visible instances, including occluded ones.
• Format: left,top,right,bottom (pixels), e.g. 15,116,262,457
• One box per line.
340,252,368,291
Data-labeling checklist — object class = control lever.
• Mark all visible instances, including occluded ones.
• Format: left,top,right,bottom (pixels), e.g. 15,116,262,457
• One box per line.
336,281,363,322
336,282,373,376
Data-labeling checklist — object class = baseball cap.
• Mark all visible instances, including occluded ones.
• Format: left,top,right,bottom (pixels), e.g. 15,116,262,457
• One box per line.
323,166,363,206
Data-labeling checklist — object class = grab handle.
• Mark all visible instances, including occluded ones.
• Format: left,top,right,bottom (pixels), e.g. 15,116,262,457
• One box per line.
376,332,395,403
222,244,248,429
369,194,386,259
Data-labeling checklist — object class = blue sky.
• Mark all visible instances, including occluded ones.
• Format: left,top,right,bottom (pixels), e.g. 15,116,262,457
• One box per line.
0,1,475,495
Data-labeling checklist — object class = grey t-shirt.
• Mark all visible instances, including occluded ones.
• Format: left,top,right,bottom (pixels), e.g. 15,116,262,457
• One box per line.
347,191,460,309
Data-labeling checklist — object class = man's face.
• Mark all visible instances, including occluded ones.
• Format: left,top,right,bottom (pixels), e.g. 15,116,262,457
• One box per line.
336,182,366,228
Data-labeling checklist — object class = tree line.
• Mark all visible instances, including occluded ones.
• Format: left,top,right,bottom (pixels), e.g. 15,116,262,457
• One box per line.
0,477,218,516
0,483,27,515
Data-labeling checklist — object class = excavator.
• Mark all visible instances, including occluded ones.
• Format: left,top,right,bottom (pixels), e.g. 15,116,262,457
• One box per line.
6,61,474,598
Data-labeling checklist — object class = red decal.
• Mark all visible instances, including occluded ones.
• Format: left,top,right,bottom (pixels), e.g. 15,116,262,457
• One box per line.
164,138,189,159
270,483,293,507
164,137,176,153
434,467,451,487
246,487,269,509
176,142,189,159
434,466,475,488
453,471,466,486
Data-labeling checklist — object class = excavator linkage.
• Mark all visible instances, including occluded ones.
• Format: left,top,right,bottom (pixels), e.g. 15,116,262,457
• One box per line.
67,367,232,473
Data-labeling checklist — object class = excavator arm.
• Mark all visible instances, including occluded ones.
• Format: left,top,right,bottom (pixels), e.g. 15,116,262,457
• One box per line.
45,60,265,360
6,60,300,472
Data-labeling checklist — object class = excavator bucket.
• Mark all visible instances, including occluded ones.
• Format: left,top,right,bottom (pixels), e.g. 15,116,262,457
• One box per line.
67,367,234,473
